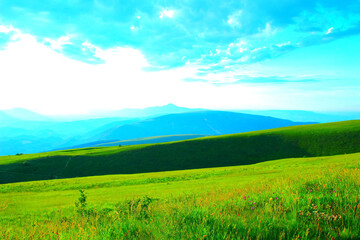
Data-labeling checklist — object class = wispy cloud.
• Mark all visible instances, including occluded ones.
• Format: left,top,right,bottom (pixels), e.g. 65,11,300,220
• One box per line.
1,0,359,70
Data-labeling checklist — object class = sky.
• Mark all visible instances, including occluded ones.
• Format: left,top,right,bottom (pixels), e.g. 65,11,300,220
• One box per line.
0,0,360,115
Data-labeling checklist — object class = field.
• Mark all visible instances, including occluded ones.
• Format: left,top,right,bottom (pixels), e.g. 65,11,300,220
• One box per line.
1,152,360,239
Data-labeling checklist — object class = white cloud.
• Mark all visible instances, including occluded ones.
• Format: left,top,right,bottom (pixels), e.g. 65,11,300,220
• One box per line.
2,26,350,114
251,46,266,52
160,9,174,18
227,10,242,27
0,25,14,33
130,25,139,31
326,27,334,34
260,22,276,36
44,34,73,50
0,27,268,114
276,41,291,48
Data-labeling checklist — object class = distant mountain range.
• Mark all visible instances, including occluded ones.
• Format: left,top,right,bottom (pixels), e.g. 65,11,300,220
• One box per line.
0,104,359,156
51,104,205,121
0,108,51,124
235,110,360,123
90,110,315,142
1,104,359,123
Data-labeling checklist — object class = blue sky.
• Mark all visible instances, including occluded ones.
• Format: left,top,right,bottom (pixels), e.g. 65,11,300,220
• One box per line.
0,0,359,114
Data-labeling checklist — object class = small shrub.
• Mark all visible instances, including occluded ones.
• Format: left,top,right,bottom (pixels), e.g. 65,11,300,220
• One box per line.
75,189,87,215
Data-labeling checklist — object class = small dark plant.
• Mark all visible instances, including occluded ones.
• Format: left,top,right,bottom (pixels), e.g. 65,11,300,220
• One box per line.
75,189,87,215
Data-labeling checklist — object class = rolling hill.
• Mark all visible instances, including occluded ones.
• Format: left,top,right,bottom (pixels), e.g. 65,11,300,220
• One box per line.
0,120,359,184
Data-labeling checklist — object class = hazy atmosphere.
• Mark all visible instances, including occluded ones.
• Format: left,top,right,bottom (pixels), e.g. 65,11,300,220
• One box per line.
1,0,360,115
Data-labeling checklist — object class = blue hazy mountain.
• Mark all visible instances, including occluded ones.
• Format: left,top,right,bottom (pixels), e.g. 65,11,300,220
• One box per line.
54,103,204,121
1,108,51,122
91,111,316,142
0,117,140,156
0,111,20,126
3,104,359,156
98,103,204,118
235,110,360,123
0,104,206,155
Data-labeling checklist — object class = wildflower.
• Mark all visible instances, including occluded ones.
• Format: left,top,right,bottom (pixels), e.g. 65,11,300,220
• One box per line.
275,197,278,200
251,207,254,210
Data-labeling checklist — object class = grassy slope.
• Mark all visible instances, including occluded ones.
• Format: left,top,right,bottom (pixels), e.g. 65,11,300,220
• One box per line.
0,152,359,239
0,120,359,184
1,152,358,212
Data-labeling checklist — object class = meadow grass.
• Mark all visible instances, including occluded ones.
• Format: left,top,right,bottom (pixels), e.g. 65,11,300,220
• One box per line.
0,152,359,239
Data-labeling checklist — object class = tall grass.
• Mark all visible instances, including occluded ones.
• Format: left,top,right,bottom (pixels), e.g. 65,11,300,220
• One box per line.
1,165,359,239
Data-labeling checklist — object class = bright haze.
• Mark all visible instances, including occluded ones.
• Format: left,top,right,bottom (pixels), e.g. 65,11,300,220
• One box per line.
0,0,359,115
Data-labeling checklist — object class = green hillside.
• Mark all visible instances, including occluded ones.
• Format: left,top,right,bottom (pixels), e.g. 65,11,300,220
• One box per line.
1,120,359,184
1,152,359,239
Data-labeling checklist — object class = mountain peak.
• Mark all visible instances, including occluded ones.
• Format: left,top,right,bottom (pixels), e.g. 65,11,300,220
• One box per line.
2,108,50,121
161,103,181,109
164,103,178,107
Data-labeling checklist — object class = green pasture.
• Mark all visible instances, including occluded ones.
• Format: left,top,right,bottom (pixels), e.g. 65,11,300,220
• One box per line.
0,152,360,239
